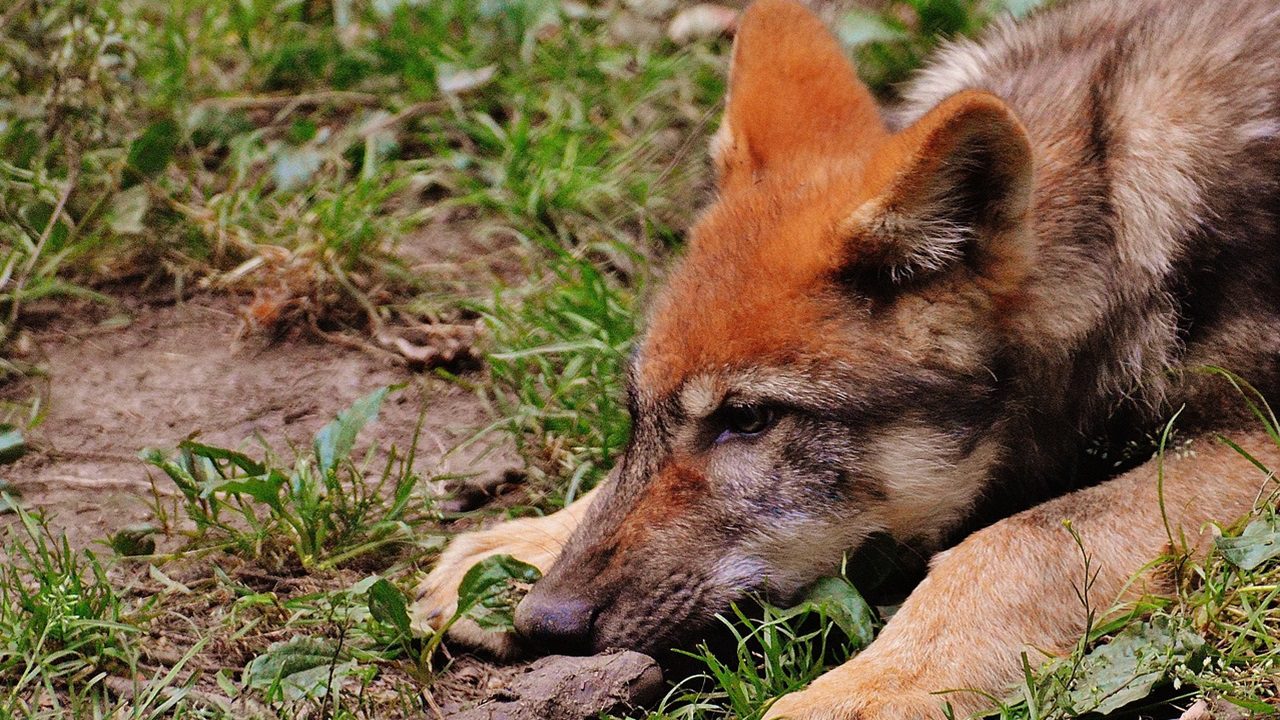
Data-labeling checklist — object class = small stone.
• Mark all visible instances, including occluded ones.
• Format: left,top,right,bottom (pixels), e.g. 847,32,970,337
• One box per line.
448,650,663,720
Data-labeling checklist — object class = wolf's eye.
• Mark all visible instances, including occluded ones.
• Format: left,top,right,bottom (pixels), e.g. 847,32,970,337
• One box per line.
719,404,775,440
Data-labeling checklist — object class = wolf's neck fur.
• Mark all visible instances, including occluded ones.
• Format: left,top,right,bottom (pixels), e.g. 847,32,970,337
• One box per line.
900,0,1280,523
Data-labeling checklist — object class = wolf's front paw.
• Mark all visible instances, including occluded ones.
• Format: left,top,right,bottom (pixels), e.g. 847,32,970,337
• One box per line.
411,515,567,658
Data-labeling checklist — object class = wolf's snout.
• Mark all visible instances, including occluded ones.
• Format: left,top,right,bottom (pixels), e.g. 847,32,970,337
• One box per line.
514,585,596,655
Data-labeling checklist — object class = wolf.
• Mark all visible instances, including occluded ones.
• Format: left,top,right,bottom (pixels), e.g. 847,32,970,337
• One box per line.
413,0,1280,716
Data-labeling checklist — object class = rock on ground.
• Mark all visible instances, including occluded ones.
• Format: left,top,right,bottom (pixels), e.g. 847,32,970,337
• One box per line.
446,651,664,720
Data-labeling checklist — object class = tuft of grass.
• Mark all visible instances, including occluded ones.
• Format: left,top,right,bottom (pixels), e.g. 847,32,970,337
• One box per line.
617,571,878,720
990,500,1280,720
142,386,438,572
0,0,727,350
479,241,638,502
0,499,142,717
0,387,464,717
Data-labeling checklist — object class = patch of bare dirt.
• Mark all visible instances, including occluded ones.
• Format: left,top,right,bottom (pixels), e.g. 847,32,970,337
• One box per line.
2,293,515,549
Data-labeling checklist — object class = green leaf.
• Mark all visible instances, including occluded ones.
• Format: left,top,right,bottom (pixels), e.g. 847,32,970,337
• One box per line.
1216,516,1280,571
314,387,391,476
456,554,543,632
0,425,25,464
1064,619,1204,715
368,578,411,639
22,202,70,251
126,118,181,181
1218,696,1280,714
795,576,876,648
243,636,357,701
199,471,288,512
139,448,200,497
109,524,158,556
180,441,267,476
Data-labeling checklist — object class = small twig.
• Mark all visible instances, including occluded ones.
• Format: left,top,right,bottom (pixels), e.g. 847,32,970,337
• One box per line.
358,100,443,138
195,91,380,111
422,686,447,720
307,314,405,364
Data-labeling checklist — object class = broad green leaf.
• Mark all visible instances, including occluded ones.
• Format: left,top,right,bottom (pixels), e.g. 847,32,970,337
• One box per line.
368,578,411,639
126,118,180,182
457,554,543,632
796,576,876,648
180,441,267,476
1064,619,1204,715
22,202,70,250
243,636,357,701
0,426,25,464
1216,516,1280,571
199,472,287,512
314,387,390,476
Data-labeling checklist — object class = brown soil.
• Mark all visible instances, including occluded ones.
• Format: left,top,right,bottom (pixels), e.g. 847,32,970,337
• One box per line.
1,292,515,549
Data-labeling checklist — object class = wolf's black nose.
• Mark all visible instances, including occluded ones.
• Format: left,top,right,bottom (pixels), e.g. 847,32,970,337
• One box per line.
514,588,595,655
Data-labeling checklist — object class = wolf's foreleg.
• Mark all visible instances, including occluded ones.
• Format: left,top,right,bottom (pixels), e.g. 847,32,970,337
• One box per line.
765,431,1279,720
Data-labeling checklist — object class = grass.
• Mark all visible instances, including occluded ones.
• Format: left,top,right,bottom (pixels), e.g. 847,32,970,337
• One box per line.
4,0,1278,718
0,501,140,717
140,386,434,573
0,387,454,717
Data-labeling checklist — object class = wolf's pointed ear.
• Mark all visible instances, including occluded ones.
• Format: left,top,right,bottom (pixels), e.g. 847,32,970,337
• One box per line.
713,0,888,192
845,91,1034,287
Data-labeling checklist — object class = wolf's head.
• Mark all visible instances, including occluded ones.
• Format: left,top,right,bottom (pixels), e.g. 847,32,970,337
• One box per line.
515,0,1036,655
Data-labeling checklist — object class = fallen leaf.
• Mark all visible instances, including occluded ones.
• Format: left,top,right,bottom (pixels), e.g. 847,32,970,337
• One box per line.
668,4,737,44
437,65,497,95
107,185,150,235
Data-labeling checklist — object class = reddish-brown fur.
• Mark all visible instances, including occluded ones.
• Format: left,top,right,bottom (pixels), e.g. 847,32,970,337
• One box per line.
644,0,1033,394
609,461,708,552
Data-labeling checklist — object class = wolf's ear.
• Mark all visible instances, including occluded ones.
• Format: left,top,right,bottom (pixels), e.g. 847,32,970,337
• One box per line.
713,0,888,192
844,91,1033,285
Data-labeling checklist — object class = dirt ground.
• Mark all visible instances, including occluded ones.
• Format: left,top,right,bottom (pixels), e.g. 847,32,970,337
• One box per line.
1,292,514,550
